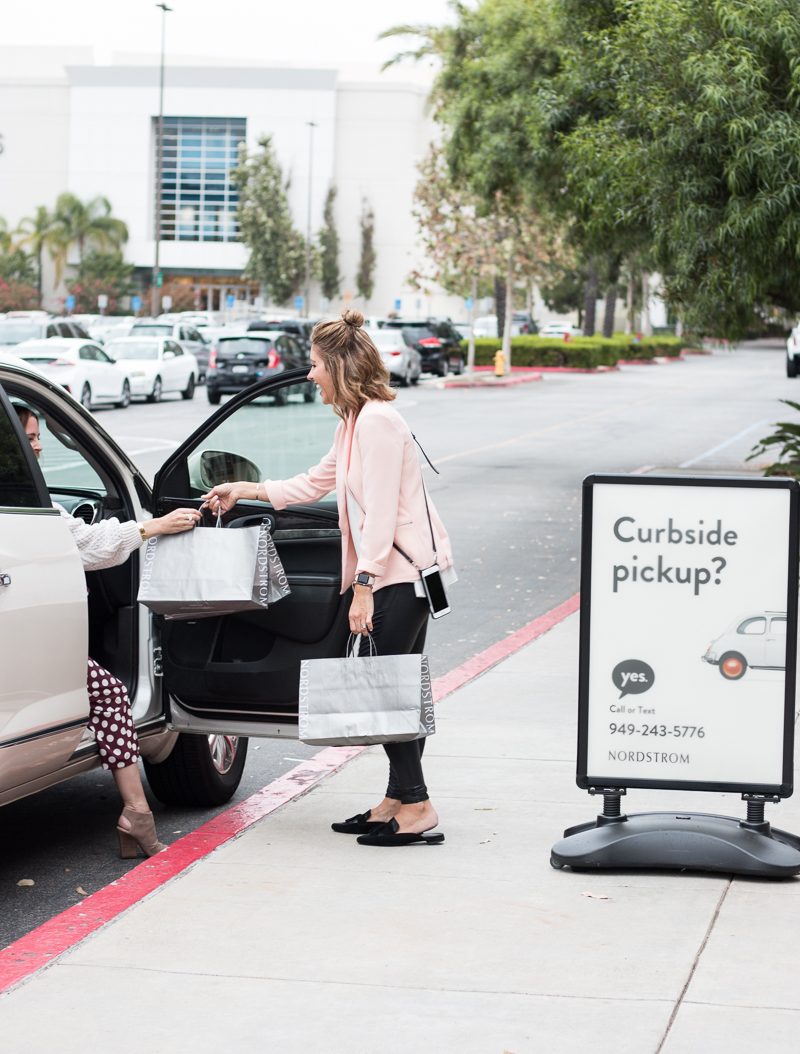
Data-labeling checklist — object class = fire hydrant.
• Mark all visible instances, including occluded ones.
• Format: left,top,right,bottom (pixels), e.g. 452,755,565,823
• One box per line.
494,349,506,377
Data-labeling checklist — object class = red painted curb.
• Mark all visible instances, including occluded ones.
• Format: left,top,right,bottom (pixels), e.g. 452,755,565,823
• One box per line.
443,373,543,389
0,592,581,995
431,593,580,701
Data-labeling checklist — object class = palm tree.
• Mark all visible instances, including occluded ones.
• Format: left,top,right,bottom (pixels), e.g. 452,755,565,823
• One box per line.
49,193,129,282
0,216,12,255
16,206,58,303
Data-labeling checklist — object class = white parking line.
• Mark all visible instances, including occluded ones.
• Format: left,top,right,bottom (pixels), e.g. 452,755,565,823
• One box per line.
679,420,768,468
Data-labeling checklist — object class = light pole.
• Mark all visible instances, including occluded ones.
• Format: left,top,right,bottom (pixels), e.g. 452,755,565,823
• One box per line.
151,2,172,318
303,120,317,319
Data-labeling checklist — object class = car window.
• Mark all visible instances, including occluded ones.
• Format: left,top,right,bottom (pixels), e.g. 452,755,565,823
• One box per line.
187,328,202,342
79,344,100,361
183,379,335,497
58,322,76,338
27,402,106,494
0,320,42,345
0,398,44,508
107,341,160,360
738,617,766,635
132,324,172,337
46,323,60,338
94,345,114,364
770,617,787,634
218,337,274,355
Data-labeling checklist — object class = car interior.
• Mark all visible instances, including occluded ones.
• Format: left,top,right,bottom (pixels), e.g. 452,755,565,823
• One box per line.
7,384,142,703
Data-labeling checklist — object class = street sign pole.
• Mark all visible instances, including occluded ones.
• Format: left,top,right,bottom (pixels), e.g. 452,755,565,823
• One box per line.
151,2,172,318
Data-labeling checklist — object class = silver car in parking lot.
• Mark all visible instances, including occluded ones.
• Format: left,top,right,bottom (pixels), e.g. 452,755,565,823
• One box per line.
370,328,422,386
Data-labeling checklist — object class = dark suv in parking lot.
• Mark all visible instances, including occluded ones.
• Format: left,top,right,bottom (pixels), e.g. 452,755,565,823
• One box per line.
206,331,313,404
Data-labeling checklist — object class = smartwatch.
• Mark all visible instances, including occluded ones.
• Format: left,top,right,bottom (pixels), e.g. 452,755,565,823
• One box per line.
353,572,376,589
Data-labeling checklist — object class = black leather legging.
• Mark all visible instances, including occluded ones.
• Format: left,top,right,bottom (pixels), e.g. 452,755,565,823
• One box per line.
356,583,431,804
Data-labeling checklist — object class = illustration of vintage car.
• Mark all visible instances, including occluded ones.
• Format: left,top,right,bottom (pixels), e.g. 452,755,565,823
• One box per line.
702,611,787,680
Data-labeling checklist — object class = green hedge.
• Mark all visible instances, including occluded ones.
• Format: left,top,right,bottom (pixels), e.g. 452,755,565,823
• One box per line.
462,334,699,369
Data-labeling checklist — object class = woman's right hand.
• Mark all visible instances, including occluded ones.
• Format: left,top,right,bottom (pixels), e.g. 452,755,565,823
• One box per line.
201,481,249,515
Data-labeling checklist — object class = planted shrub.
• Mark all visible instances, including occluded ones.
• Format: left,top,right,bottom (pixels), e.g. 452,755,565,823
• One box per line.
462,332,699,368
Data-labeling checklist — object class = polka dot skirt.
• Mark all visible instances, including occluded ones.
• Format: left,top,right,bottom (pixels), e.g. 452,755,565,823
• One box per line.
86,658,141,771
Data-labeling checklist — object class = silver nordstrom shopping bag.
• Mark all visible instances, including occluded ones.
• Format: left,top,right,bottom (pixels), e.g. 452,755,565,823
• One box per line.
298,638,435,746
138,519,290,620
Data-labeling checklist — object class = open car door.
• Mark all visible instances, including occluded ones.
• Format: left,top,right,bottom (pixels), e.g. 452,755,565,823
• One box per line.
151,368,348,738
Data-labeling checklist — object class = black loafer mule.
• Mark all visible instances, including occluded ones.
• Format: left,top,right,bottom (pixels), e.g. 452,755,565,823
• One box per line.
331,810,385,835
356,818,445,846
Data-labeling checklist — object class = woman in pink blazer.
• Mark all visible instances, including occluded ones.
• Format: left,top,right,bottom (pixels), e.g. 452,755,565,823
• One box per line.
203,310,453,846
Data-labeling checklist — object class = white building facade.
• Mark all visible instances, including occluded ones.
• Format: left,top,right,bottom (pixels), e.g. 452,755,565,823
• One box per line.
0,48,464,320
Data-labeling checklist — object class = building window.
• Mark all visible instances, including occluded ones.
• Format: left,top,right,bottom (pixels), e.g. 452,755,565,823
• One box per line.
155,116,246,243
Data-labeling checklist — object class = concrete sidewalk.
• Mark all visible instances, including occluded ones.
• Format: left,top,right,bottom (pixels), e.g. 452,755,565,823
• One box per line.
3,613,800,1052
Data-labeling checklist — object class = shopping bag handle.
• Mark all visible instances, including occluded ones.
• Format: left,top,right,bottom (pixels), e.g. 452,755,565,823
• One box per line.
346,633,377,657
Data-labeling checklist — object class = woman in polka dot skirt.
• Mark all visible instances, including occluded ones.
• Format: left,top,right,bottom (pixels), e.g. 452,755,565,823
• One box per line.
16,406,202,858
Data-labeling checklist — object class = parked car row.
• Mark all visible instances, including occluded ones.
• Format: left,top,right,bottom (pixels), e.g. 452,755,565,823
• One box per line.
12,337,199,409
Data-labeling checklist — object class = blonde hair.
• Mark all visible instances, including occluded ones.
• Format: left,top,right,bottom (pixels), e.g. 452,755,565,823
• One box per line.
311,309,395,418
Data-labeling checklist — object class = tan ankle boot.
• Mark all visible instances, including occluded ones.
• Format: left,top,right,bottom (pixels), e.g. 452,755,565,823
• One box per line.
116,807,166,858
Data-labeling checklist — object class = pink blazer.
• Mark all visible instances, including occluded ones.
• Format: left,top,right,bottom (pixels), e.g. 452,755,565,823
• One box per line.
264,400,453,593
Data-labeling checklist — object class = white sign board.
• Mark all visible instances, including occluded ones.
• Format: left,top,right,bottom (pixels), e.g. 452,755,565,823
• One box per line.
578,475,798,795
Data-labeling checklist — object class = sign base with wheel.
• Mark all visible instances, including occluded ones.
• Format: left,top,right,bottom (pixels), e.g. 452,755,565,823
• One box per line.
552,474,800,879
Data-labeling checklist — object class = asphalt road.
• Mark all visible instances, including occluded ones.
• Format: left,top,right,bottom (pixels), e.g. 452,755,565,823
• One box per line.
1,343,793,947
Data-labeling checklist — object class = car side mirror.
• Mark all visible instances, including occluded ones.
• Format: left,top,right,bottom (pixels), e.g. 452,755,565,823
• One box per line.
197,449,261,490
163,350,175,360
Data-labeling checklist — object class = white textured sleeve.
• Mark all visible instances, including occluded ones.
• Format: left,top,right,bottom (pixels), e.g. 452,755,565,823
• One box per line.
56,503,143,571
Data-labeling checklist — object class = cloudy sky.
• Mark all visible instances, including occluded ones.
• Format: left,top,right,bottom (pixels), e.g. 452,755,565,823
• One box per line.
8,0,457,72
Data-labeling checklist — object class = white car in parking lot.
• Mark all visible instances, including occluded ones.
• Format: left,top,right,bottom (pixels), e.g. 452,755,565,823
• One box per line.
786,325,800,377
15,338,131,410
539,321,583,339
104,336,197,402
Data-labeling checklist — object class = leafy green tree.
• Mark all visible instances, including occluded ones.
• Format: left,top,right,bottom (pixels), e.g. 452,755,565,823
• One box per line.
49,193,128,282
0,247,37,286
318,185,342,301
562,0,800,337
234,135,307,306
16,205,59,303
65,251,135,314
356,199,376,304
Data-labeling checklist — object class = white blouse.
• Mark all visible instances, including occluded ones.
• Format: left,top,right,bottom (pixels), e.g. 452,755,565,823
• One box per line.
56,503,142,572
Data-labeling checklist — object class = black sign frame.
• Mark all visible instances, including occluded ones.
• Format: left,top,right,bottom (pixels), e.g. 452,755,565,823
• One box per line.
577,473,800,797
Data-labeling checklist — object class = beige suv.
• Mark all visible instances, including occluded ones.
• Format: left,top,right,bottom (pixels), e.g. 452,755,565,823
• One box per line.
0,352,348,811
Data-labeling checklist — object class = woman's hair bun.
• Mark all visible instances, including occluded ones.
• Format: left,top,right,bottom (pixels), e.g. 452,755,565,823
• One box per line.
342,309,364,329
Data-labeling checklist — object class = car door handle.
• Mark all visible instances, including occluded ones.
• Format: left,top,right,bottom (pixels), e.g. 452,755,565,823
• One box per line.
0,572,10,587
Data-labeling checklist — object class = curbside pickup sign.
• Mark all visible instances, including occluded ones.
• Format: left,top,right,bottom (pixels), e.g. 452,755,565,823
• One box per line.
577,475,799,795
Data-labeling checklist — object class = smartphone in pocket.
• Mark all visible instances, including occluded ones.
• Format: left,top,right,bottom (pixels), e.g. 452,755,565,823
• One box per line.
420,564,450,618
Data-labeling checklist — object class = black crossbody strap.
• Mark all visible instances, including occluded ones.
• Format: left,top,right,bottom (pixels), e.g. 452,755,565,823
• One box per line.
411,433,440,475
